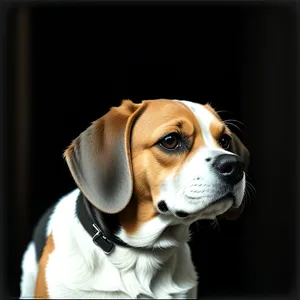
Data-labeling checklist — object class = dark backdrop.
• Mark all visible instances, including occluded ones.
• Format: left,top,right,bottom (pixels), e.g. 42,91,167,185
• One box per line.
3,2,299,299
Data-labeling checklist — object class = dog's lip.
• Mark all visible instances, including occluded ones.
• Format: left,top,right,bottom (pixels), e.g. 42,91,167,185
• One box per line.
186,192,235,218
214,192,235,205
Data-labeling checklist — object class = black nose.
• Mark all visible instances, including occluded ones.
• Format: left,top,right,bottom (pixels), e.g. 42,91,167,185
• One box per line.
213,154,245,185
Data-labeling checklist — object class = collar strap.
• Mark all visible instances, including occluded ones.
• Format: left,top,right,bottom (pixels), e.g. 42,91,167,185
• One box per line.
76,192,131,254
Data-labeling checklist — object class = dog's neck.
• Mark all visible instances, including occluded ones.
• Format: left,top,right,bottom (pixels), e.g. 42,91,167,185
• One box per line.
76,191,191,254
61,190,196,298
76,192,132,253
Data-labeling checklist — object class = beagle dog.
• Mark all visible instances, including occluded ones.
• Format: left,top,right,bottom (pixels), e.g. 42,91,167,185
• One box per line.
20,99,250,299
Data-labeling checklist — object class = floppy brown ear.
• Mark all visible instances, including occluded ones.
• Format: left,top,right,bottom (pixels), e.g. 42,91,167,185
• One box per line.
223,133,250,220
64,100,146,214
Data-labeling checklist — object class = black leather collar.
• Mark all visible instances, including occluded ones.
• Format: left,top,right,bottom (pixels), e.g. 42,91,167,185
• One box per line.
76,191,131,254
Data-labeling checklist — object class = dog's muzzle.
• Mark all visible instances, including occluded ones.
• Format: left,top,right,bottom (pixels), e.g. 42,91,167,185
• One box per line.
157,154,245,219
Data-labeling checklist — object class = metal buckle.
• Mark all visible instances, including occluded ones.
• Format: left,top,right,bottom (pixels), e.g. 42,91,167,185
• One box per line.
92,223,114,254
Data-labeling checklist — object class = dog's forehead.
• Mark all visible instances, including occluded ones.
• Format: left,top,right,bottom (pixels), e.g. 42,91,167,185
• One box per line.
174,100,216,122
142,99,192,119
130,99,196,138
129,99,222,153
173,99,220,144
138,99,217,128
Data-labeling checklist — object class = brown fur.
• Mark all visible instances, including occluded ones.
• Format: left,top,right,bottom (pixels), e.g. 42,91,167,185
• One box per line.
208,115,232,148
64,99,142,182
204,103,222,121
65,99,246,234
64,99,147,214
120,100,210,234
34,233,55,299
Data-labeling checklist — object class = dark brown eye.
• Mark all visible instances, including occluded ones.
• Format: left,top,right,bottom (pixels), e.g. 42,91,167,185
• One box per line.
160,133,181,150
218,134,232,149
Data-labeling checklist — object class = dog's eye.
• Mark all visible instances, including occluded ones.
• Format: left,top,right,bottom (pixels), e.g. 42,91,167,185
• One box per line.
218,134,232,149
160,133,181,150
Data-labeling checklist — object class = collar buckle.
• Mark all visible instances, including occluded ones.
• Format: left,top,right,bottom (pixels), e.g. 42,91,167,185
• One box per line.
92,223,114,254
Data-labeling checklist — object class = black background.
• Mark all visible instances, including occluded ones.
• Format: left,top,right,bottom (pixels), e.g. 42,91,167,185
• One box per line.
3,1,299,298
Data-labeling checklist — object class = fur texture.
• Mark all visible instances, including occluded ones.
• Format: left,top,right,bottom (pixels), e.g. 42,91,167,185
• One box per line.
20,99,249,299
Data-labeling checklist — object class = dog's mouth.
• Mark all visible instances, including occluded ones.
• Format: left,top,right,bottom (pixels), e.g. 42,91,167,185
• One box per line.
154,193,235,247
175,192,235,220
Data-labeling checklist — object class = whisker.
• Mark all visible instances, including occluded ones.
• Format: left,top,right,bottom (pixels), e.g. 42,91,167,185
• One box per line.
247,180,255,189
247,183,254,193
243,180,256,209
224,119,247,128
244,188,251,206
246,181,256,196
213,218,222,235
224,119,241,126
224,121,242,132
216,110,233,115
245,173,254,181
212,219,218,229
247,187,252,199
247,189,256,202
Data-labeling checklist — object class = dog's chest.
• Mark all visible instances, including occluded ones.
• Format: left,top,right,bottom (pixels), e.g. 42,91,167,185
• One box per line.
45,191,198,299
113,246,197,299
46,241,197,299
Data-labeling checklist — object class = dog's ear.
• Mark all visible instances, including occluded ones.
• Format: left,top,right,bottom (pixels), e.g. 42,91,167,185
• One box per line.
223,133,250,220
229,132,250,172
64,100,146,214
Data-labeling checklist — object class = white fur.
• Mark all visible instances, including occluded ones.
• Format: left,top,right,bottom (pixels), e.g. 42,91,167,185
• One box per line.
20,99,246,299
20,242,38,299
20,189,198,299
164,100,246,213
117,100,246,251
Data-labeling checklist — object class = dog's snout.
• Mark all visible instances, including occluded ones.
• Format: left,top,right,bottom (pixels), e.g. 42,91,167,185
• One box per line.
213,154,245,185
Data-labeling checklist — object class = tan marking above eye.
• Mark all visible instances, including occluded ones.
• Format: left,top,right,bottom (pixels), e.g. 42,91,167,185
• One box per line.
203,103,232,146
210,121,226,140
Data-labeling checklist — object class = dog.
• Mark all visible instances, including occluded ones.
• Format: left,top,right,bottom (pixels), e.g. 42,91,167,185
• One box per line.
20,99,250,299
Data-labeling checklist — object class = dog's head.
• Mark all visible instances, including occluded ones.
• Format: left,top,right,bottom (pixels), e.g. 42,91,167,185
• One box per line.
64,99,250,248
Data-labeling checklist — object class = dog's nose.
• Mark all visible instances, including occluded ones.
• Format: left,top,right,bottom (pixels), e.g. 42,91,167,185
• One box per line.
213,154,245,185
